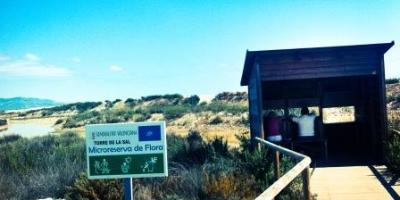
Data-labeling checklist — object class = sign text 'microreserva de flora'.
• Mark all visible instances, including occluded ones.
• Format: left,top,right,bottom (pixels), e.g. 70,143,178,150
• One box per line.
88,144,164,154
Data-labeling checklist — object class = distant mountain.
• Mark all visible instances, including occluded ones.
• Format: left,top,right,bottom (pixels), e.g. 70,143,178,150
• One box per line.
0,97,61,111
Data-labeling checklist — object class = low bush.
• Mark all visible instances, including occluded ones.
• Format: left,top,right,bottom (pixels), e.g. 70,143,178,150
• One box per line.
239,115,250,127
0,132,85,199
133,113,151,122
206,136,231,160
213,92,248,102
0,119,6,126
209,116,223,125
182,95,200,106
145,104,190,120
46,102,102,113
0,130,304,199
62,109,136,128
63,118,80,128
202,158,258,199
386,131,400,174
205,102,248,114
141,94,184,102
387,95,395,103
54,118,64,125
112,99,122,104
386,78,400,85
0,134,21,145
163,105,190,120
65,173,123,200
125,98,138,107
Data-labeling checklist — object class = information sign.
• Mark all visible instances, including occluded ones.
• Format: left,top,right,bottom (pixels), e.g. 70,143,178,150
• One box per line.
85,121,168,179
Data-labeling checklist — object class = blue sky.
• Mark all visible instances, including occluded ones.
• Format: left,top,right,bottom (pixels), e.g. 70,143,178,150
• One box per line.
0,0,399,102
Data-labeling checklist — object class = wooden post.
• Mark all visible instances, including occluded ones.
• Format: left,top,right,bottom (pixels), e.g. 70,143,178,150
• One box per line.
302,167,311,200
274,151,280,180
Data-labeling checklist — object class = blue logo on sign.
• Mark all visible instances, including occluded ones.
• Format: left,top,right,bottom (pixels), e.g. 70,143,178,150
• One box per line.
138,125,161,141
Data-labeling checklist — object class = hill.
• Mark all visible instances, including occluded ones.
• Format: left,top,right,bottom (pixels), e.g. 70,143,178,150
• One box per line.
0,93,249,146
0,97,61,111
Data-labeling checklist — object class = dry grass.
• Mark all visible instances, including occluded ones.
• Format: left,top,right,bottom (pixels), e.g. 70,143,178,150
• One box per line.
388,110,400,126
167,125,248,147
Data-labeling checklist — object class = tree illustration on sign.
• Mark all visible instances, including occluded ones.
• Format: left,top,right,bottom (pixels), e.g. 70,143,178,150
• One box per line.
141,157,158,173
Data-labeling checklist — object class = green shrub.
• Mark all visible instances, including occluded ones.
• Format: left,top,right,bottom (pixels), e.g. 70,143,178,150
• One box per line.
0,132,85,199
0,134,21,145
63,118,80,128
0,126,305,199
125,98,138,107
54,118,64,125
182,95,200,106
65,173,123,200
163,105,190,120
182,130,208,165
207,137,231,160
46,101,102,113
141,94,183,102
41,109,53,116
18,112,27,117
202,158,257,199
134,113,151,122
387,95,395,103
125,98,136,103
386,78,400,84
112,99,122,104
0,119,7,126
213,92,247,102
386,131,400,174
239,115,250,127
206,102,247,114
167,134,186,160
209,116,223,125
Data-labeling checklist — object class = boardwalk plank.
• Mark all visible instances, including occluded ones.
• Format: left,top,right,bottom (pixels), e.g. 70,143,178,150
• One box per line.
311,166,395,200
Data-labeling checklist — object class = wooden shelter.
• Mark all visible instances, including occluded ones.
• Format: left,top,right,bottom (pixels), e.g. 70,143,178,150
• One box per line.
241,42,394,162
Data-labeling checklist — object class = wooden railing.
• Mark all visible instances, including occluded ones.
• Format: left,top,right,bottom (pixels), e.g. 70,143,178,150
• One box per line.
391,128,400,136
255,137,312,200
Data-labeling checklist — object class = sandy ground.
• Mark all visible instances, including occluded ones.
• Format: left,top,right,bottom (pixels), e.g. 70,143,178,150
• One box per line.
9,117,60,126
0,125,7,131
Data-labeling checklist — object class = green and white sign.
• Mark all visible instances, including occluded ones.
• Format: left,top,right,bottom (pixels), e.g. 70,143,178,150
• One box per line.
85,121,168,179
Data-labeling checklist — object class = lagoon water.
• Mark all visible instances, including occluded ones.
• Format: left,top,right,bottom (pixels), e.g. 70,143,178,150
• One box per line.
0,121,55,138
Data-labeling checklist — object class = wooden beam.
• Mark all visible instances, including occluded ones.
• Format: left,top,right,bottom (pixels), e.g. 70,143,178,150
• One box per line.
259,57,379,70
274,151,280,180
260,69,377,81
302,167,311,200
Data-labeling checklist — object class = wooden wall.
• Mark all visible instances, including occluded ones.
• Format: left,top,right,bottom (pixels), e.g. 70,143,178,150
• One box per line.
257,50,380,81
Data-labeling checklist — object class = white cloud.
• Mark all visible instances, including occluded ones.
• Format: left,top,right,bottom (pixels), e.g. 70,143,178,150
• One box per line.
25,53,40,61
0,53,72,77
71,57,81,63
109,65,123,72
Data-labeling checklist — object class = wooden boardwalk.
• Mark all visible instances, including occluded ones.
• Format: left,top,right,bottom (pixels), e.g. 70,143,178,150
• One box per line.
311,165,400,200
